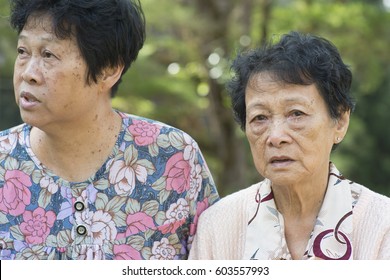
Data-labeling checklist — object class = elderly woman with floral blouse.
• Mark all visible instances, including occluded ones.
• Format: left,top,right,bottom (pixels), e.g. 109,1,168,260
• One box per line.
0,0,219,260
189,31,390,260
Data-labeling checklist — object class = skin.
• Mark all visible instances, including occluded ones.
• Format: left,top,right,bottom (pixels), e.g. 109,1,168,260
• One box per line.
245,72,350,259
13,14,124,182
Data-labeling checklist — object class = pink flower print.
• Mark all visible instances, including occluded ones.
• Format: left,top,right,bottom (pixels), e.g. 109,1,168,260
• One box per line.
150,238,176,260
163,152,191,194
190,198,209,235
0,133,17,154
109,159,147,196
0,170,32,216
158,198,189,234
125,212,155,235
20,207,56,244
113,244,142,260
129,119,161,146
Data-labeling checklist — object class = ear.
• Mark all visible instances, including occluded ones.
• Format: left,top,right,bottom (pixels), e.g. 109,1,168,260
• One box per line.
334,110,350,144
100,64,124,91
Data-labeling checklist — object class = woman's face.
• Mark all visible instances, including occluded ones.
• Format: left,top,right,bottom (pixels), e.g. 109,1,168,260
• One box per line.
13,14,101,130
245,73,349,187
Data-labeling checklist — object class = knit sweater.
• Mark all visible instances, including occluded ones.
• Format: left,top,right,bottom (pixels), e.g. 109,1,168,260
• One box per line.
189,182,390,260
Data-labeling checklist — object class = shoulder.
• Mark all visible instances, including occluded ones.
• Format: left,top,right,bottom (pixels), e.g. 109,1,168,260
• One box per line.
0,124,26,155
119,112,200,146
358,184,390,210
354,183,390,227
120,112,193,135
0,123,26,138
198,182,261,226
352,184,390,258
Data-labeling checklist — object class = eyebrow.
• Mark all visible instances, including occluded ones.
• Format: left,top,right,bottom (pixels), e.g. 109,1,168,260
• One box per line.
18,34,57,43
283,97,312,104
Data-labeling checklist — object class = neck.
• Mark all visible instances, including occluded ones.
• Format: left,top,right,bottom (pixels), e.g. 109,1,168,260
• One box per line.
30,107,122,182
272,165,329,219
270,162,331,260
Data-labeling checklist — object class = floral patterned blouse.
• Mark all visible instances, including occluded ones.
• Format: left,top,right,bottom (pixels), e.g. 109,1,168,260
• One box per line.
0,111,219,260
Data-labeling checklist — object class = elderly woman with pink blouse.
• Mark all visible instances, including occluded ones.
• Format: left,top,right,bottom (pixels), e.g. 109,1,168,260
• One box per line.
189,31,390,260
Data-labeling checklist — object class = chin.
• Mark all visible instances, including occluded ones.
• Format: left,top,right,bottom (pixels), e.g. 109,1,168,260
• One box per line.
20,112,45,128
269,178,296,187
265,171,298,186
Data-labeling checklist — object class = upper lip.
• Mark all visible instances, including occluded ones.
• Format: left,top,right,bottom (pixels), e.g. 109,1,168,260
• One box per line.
269,156,294,163
20,91,40,102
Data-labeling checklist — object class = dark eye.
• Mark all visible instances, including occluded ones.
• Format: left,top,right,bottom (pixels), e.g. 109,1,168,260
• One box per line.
253,115,267,121
43,51,54,58
17,48,26,55
291,110,304,117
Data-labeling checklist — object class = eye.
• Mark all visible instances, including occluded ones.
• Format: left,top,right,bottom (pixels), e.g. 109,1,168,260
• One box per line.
42,50,55,58
252,114,268,122
17,47,27,56
291,110,305,117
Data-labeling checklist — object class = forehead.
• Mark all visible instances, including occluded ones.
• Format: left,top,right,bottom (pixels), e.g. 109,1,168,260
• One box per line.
245,72,323,107
19,14,80,52
22,13,55,34
20,12,75,42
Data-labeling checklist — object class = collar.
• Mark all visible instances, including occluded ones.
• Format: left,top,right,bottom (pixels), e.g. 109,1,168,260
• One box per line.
243,163,361,260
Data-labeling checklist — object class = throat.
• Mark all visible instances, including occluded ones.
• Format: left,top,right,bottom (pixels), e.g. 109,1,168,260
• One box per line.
284,216,317,260
30,112,122,182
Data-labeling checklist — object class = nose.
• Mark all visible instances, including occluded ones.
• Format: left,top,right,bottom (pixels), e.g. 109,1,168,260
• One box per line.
266,118,292,148
20,58,41,84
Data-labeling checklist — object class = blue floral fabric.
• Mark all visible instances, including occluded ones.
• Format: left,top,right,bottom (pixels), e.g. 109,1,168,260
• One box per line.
0,111,219,259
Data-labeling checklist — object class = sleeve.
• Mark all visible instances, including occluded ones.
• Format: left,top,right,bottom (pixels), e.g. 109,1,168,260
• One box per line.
188,210,216,260
378,225,390,259
185,136,220,253
188,185,254,260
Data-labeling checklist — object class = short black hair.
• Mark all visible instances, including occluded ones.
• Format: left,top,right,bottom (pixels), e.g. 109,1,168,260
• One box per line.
10,0,146,97
227,31,355,131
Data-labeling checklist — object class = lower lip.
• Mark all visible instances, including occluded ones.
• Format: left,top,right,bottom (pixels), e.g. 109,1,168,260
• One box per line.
270,160,294,168
19,97,40,110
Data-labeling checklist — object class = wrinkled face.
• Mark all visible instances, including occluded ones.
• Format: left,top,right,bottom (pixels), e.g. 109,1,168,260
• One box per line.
245,73,347,187
13,14,100,130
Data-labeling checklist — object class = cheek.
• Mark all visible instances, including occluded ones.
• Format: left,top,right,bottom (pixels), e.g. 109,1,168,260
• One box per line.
247,134,267,166
72,69,83,81
297,124,334,161
72,61,87,81
13,66,21,84
246,130,265,151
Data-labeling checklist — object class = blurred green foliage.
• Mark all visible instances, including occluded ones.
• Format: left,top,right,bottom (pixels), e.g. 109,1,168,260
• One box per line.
1,0,389,197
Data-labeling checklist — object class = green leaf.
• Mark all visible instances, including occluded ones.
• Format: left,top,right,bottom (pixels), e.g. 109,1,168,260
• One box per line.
157,134,171,148
141,200,159,217
127,235,145,251
168,131,185,150
125,198,141,214
137,159,156,175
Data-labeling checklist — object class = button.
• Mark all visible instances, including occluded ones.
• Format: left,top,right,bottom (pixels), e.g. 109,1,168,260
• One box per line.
76,225,87,236
74,201,85,212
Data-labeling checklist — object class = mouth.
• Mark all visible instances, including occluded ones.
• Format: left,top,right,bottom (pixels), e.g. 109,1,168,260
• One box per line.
19,91,41,110
20,91,40,103
269,156,294,165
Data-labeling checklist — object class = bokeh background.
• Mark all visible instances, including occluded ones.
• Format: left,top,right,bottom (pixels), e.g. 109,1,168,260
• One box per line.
1,0,390,198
